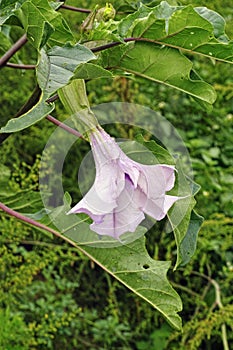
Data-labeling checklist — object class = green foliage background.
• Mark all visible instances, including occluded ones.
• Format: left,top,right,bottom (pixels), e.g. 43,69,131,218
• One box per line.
0,0,233,349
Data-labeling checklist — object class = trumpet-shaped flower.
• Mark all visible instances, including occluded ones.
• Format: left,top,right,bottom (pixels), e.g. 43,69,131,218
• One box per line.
68,126,180,239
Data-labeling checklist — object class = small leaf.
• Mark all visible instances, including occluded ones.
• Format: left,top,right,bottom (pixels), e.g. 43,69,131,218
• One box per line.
37,44,96,95
73,63,113,80
166,161,202,269
195,6,228,41
134,134,175,164
179,210,204,266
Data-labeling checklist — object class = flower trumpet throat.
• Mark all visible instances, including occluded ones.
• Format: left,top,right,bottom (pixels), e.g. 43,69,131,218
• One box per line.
68,126,180,239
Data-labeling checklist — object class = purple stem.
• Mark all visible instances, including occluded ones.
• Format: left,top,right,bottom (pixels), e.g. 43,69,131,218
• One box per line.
0,34,28,68
91,37,150,53
0,202,85,252
0,202,108,270
0,202,62,237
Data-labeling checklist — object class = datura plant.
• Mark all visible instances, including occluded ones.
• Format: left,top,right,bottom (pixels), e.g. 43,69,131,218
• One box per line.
1,0,233,331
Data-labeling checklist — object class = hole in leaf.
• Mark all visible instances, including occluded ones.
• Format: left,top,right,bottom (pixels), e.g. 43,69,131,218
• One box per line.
143,264,150,269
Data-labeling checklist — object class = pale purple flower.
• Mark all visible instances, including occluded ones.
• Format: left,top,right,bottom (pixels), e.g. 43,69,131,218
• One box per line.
68,126,179,239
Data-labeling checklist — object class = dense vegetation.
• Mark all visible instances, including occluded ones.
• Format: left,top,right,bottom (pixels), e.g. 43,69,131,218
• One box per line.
0,0,233,349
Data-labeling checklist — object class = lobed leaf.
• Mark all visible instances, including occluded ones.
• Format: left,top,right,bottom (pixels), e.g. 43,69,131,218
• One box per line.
119,2,233,64
83,237,182,330
100,41,216,105
44,197,183,330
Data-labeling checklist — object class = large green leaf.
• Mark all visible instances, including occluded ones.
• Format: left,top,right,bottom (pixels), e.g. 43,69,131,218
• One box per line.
90,1,233,105
119,2,233,64
100,41,216,104
41,196,183,330
0,178,182,330
83,237,182,330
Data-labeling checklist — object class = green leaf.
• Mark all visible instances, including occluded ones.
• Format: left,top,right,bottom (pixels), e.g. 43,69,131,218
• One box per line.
92,1,233,107
166,162,202,269
0,93,54,133
0,43,96,133
73,63,113,80
195,6,228,41
179,210,204,267
83,237,182,330
0,1,23,26
0,28,18,62
53,206,182,329
37,44,96,95
36,192,182,330
15,0,74,49
122,3,233,64
101,41,216,105
134,134,175,164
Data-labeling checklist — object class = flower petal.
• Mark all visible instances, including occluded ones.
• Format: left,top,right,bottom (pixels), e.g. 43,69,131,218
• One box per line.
164,195,180,213
160,165,176,191
143,194,179,221
94,161,125,202
137,164,171,199
67,184,117,219
90,177,145,239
